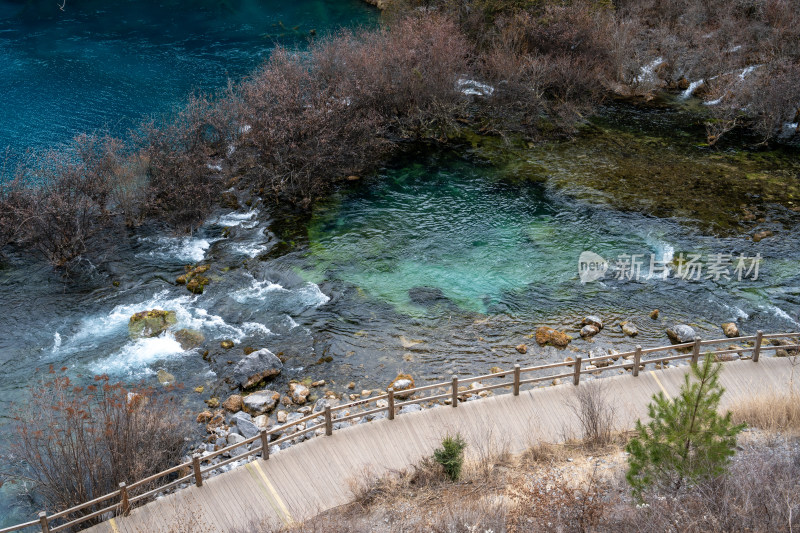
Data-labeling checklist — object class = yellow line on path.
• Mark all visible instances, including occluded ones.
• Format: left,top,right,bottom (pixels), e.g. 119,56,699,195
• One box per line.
246,461,294,526
109,518,120,533
650,371,671,400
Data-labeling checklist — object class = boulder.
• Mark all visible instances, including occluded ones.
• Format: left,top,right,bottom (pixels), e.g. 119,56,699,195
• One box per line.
177,264,211,294
399,404,423,415
535,327,572,348
389,373,415,399
196,410,213,423
173,328,204,350
243,390,280,415
230,412,259,439
233,348,283,389
667,324,696,344
649,309,660,320
722,322,740,338
581,316,603,330
221,339,234,350
580,325,599,338
128,309,176,339
289,383,310,405
516,343,528,354
276,410,288,424
222,394,243,413
621,322,638,337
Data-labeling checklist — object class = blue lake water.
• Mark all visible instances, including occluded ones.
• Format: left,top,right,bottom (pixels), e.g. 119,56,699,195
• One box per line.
0,0,377,155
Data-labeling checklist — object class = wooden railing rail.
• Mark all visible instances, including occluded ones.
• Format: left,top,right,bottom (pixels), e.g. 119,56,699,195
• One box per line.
5,329,798,533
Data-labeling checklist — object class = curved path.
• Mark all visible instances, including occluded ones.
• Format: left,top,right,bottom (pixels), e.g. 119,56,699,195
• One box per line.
83,356,798,533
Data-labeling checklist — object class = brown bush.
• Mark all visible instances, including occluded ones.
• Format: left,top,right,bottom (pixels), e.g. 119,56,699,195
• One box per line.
1,369,188,528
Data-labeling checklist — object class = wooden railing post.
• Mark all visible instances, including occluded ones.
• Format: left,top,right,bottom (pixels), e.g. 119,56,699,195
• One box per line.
260,429,269,461
691,336,701,365
192,453,203,487
387,388,395,420
573,357,582,385
513,364,521,396
753,330,763,362
119,482,130,516
38,512,50,533
324,405,333,436
633,346,642,377
451,375,458,407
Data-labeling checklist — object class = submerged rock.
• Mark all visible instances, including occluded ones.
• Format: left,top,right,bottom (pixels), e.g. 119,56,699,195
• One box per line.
752,230,773,242
156,369,175,385
535,326,572,348
667,324,696,344
408,286,452,308
233,348,283,389
129,309,176,339
174,328,205,350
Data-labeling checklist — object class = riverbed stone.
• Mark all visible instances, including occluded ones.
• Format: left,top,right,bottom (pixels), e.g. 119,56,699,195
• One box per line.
196,410,213,423
667,324,696,344
222,394,243,413
516,343,528,354
233,348,283,389
752,230,773,242
582,316,603,330
399,404,423,415
242,390,280,415
289,382,310,405
389,373,415,399
230,412,259,439
722,322,740,338
173,328,205,350
156,369,175,385
649,309,660,319
128,309,176,339
276,410,288,423
580,325,600,338
221,339,235,350
621,322,638,337
535,326,572,348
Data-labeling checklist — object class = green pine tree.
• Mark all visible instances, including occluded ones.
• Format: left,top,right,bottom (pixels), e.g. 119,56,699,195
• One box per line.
625,353,745,497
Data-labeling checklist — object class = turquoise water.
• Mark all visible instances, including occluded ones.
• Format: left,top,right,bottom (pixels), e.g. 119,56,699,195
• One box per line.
0,0,376,154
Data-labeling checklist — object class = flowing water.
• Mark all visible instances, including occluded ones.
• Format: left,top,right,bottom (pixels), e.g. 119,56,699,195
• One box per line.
2,1,800,527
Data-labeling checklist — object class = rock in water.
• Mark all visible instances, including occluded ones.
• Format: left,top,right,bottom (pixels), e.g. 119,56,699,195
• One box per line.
721,322,740,338
580,325,600,338
535,327,572,348
128,309,177,338
621,322,638,337
649,309,660,320
289,383,310,405
389,373,415,399
667,324,696,344
233,348,283,389
156,369,175,385
516,343,528,354
221,339,234,350
581,316,603,330
174,328,205,350
243,390,280,415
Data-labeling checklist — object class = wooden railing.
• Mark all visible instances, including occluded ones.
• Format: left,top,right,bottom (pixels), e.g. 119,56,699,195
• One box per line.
2,330,798,533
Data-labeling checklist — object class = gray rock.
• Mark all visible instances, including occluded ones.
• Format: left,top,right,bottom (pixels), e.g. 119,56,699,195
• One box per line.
622,322,638,337
224,433,249,457
398,404,423,415
215,437,227,449
332,421,351,431
243,390,280,415
231,412,260,439
580,324,600,338
233,348,283,389
582,316,603,330
358,411,387,424
667,324,696,344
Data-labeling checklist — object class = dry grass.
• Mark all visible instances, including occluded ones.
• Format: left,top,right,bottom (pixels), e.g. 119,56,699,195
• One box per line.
731,391,800,434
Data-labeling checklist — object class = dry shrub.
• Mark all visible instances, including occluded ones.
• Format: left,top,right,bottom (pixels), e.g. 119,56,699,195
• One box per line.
0,368,188,528
731,391,800,433
568,381,617,450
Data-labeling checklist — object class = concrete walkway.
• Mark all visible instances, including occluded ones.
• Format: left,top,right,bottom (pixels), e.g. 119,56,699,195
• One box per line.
86,357,798,533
